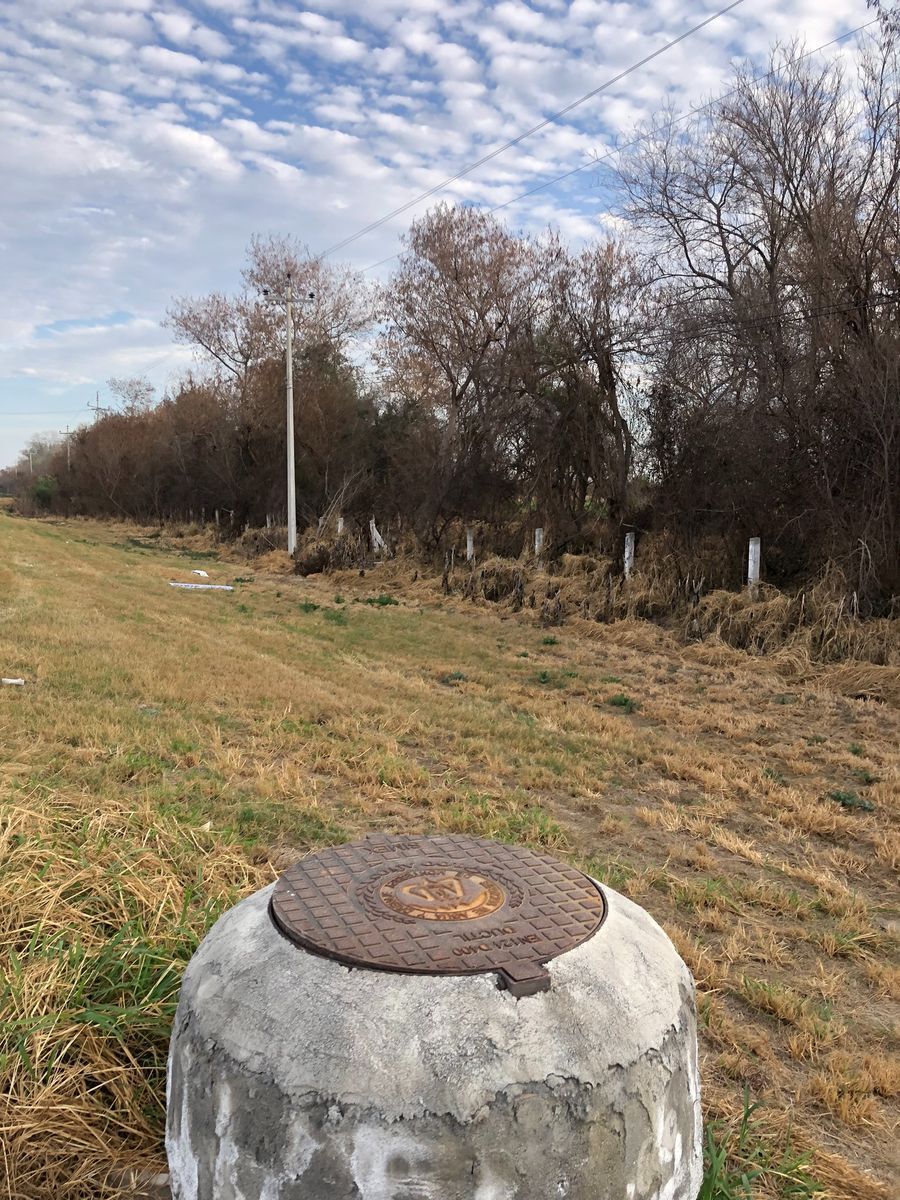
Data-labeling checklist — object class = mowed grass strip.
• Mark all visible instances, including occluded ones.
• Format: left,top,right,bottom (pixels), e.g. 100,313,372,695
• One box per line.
0,512,898,1199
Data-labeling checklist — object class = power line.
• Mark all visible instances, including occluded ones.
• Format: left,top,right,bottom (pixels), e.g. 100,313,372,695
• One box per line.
360,17,878,276
490,20,878,217
634,292,900,352
0,408,92,417
319,0,748,261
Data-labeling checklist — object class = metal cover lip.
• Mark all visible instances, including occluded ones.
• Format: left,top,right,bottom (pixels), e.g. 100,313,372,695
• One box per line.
269,833,607,997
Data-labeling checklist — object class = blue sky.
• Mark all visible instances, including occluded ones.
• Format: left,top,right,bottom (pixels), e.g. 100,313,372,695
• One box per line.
0,0,870,464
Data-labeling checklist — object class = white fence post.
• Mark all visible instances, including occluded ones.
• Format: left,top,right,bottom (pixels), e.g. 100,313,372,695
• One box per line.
337,516,344,536
214,509,220,527
534,527,544,558
748,537,761,594
624,532,635,579
466,529,474,563
370,517,387,555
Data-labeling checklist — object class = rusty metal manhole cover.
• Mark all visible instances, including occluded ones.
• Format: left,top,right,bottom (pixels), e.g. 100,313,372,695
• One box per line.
269,834,607,997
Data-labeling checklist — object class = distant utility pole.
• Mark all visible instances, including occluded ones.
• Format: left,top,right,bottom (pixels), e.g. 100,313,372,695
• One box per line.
88,392,107,422
60,425,71,470
285,273,296,557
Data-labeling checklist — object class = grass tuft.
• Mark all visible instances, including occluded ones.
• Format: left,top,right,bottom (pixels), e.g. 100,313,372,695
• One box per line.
699,1092,822,1199
828,790,875,813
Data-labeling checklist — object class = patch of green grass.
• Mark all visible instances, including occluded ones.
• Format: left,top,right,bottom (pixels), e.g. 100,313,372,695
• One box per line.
827,789,875,813
440,670,468,685
699,1091,821,1199
534,669,568,687
233,576,254,584
541,636,558,646
763,767,786,785
323,608,348,626
848,742,864,756
607,693,638,714
1,919,204,1083
850,766,877,786
333,594,345,604
441,794,566,848
299,600,320,613
232,802,348,847
365,594,398,606
599,674,622,684
807,734,827,745
0,810,253,1167
672,876,733,912
119,748,173,779
169,737,198,755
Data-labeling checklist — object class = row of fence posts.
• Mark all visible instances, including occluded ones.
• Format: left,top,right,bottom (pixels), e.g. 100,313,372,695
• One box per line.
621,531,762,591
464,526,761,593
234,512,763,593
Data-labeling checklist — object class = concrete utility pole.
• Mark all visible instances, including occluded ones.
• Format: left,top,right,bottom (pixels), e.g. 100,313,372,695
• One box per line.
60,426,71,470
285,274,297,557
88,392,107,422
263,276,314,558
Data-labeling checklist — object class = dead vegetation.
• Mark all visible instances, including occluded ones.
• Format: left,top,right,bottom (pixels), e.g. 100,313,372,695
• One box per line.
433,548,899,698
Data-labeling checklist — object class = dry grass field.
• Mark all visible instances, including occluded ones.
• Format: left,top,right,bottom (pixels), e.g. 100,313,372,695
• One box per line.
0,509,897,1200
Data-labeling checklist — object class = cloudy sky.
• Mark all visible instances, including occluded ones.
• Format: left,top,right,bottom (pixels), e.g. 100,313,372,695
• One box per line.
0,0,871,463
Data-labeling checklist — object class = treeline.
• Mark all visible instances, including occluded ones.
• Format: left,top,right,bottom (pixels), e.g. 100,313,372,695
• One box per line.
5,35,899,609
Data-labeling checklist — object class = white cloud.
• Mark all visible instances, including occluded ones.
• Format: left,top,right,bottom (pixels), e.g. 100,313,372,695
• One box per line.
152,9,238,57
295,11,345,38
0,0,869,461
493,1,555,39
4,318,184,386
221,115,286,149
142,118,243,178
153,11,195,45
139,44,204,74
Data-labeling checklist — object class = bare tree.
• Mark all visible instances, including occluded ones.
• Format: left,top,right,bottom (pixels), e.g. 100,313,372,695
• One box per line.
379,204,547,539
518,238,648,542
620,30,900,602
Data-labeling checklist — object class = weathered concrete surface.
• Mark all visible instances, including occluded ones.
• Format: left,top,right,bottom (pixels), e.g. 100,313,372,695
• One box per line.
167,883,701,1200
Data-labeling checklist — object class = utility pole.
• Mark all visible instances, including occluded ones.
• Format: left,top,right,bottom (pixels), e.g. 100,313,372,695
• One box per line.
60,425,71,470
262,275,314,558
89,392,107,422
285,273,297,557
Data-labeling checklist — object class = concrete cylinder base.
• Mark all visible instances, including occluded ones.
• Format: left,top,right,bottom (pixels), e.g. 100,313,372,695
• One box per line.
166,882,702,1200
